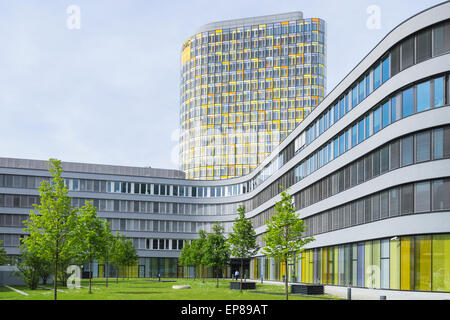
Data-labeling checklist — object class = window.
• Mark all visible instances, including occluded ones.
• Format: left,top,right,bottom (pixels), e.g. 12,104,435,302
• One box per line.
401,36,415,70
401,136,414,166
415,181,430,213
417,81,430,112
358,120,365,144
432,22,450,56
400,184,414,215
433,128,444,159
373,63,381,90
352,86,358,108
390,140,400,170
416,131,430,162
380,191,389,218
358,78,365,102
351,124,357,148
391,95,398,122
382,56,390,83
432,179,450,210
372,150,380,177
380,145,389,174
365,113,371,138
416,29,432,63
373,107,381,133
391,44,400,76
434,77,445,107
402,87,414,118
382,102,390,128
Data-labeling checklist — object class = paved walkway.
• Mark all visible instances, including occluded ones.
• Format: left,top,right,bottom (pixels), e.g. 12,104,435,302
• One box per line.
251,280,450,300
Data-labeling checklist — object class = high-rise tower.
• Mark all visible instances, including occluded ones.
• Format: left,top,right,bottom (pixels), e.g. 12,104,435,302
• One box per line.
180,12,326,180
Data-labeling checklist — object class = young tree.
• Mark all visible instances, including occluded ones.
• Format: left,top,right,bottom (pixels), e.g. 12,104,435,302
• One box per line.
75,201,110,294
123,238,138,280
262,189,314,300
15,245,51,290
22,158,79,300
109,233,127,283
204,223,231,288
191,230,208,282
228,205,259,292
99,222,114,287
0,240,7,265
178,242,196,280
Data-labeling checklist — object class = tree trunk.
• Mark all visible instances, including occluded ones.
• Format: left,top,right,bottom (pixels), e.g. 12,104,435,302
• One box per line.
240,258,243,292
89,259,92,294
216,267,219,288
53,256,58,301
285,260,288,301
105,259,109,288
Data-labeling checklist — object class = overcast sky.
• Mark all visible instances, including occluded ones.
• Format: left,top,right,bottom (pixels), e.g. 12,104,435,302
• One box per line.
0,0,444,170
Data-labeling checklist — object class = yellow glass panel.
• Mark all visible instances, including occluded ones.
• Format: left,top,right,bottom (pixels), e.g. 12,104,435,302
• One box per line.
390,239,401,290
372,240,381,289
365,241,373,288
415,235,432,291
334,246,339,285
400,236,414,291
322,248,327,285
432,234,450,292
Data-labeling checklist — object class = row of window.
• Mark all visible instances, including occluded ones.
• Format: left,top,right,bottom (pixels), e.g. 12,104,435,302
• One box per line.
251,125,450,229
301,178,450,238
294,19,449,155
0,193,244,216
105,217,232,234
131,238,185,251
293,74,447,189
190,19,324,47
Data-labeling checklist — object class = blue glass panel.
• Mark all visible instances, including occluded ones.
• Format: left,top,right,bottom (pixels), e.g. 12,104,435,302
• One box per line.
334,138,339,159
382,56,390,83
345,94,349,113
359,78,365,102
434,77,445,107
417,81,430,112
382,102,390,128
334,104,339,122
365,114,371,138
373,107,381,133
339,134,345,155
339,98,345,118
352,86,358,108
358,120,365,144
352,124,357,147
391,97,397,122
366,74,371,95
402,87,414,118
345,130,349,151
374,64,381,90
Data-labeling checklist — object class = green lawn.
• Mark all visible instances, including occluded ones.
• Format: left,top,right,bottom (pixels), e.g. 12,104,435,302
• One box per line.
0,278,339,300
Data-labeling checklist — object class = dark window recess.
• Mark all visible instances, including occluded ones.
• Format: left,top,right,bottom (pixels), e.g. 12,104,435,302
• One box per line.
416,29,432,63
401,36,415,70
390,44,400,77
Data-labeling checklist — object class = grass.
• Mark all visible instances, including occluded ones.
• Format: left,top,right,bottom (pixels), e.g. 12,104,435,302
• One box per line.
0,278,339,300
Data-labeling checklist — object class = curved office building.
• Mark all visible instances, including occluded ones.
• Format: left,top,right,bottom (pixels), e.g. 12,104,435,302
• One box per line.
179,13,326,180
0,2,449,293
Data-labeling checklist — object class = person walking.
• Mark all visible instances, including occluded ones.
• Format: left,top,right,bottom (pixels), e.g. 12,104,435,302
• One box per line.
234,270,239,281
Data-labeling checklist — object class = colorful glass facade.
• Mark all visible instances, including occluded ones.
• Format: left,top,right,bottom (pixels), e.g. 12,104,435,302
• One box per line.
250,234,450,292
180,13,326,180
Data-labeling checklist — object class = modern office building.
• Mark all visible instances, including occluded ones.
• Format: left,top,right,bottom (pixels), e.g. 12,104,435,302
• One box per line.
1,2,449,293
179,12,326,180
